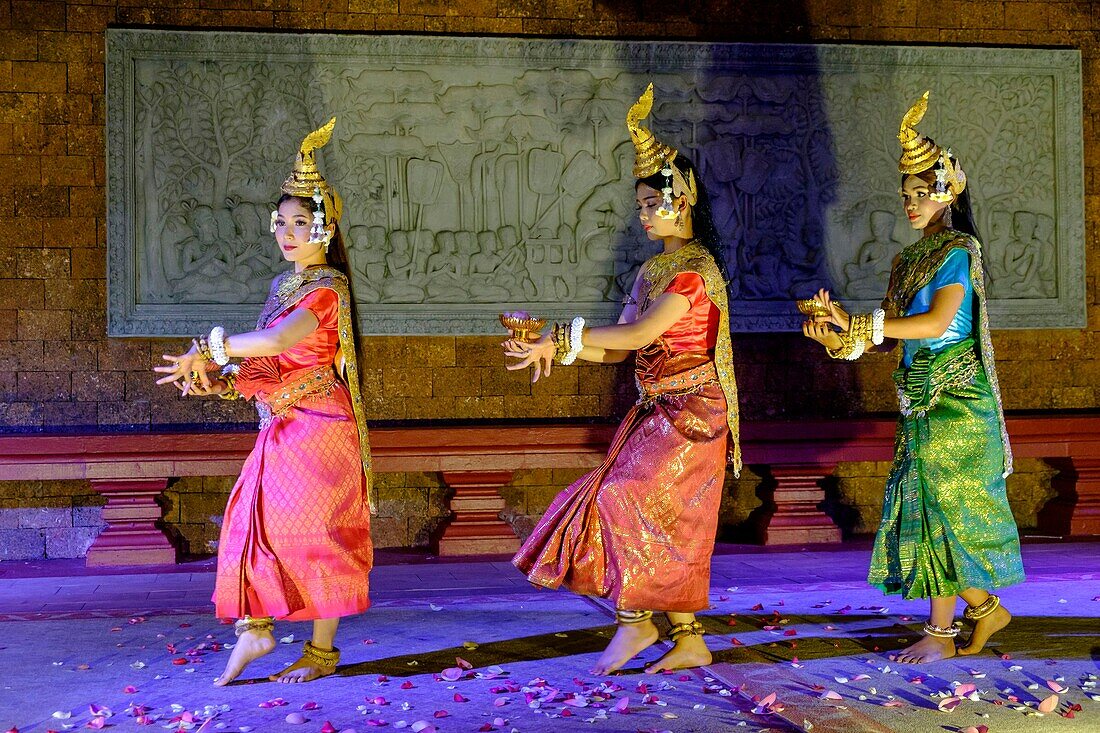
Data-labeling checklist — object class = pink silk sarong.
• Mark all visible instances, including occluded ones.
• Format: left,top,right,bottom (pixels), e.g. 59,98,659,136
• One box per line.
514,271,730,613
213,287,373,621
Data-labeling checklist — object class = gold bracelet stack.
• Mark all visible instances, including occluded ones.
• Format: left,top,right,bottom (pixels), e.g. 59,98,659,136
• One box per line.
196,336,214,363
552,322,571,363
219,364,242,401
826,312,874,361
963,594,1000,621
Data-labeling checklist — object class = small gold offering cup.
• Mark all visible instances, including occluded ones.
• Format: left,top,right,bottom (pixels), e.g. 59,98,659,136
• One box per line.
499,312,546,343
796,298,831,318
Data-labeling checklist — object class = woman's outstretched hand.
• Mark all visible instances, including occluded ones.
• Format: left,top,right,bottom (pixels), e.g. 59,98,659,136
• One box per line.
503,333,556,383
153,339,214,396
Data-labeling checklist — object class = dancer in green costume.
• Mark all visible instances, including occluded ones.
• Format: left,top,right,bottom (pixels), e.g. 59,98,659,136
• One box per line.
801,92,1023,664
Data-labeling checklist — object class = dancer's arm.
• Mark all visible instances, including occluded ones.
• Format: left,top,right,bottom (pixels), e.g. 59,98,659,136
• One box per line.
812,285,965,343
154,309,320,392
504,292,691,381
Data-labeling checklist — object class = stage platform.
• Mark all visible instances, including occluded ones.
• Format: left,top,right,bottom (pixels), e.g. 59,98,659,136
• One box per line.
1,541,1097,732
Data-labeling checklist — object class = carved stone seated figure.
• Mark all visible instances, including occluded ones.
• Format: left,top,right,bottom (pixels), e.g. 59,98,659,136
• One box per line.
170,204,252,303
844,209,901,298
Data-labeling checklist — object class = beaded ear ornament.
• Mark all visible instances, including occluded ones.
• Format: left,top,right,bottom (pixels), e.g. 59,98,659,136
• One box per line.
309,187,329,249
655,163,698,220
269,210,278,234
930,149,966,204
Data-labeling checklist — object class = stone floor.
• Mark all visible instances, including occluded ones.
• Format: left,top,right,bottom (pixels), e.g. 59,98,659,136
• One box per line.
0,541,1098,732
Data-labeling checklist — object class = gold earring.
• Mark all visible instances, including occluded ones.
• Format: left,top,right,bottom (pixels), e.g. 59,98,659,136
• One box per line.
674,210,683,228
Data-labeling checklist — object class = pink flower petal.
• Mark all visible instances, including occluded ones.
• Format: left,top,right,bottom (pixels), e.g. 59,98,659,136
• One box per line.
285,713,307,725
612,697,630,713
961,726,989,733
455,657,473,670
320,723,337,733
440,667,463,682
453,694,468,703
882,701,905,707
937,697,962,713
1046,680,1068,693
301,702,321,711
954,683,977,697
1038,694,1059,713
820,691,843,701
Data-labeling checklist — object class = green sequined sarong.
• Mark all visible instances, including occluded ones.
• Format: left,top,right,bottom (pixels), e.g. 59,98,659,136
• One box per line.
868,339,1024,599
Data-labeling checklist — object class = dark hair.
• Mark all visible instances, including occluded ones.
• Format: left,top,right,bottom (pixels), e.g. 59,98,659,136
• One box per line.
906,165,982,242
636,154,729,282
276,193,363,363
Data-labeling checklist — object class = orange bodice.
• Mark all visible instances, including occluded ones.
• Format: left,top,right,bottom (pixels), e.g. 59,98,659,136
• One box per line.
236,288,341,400
659,272,720,353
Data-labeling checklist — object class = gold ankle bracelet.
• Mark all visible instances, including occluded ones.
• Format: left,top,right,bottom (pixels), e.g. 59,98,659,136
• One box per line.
923,621,961,638
302,640,340,669
668,620,705,642
615,609,653,625
234,615,274,637
963,594,1000,621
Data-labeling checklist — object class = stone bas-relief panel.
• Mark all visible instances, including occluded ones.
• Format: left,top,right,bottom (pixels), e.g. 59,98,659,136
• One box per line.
106,31,1083,335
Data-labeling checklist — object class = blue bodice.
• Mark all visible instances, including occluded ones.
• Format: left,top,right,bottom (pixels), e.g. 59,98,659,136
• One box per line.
901,247,974,367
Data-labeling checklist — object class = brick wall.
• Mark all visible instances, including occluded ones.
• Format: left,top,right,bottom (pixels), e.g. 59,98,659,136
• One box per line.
0,1,1097,558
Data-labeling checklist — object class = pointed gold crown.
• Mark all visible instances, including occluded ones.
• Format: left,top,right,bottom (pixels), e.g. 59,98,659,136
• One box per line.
282,116,343,223
897,91,966,202
897,91,941,175
628,83,678,178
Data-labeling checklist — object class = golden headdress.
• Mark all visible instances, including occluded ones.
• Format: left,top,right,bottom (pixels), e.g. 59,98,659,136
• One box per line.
897,91,966,203
628,83,697,216
281,116,343,226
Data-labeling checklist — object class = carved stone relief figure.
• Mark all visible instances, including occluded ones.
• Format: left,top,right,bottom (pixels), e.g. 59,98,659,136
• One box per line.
108,32,1084,334
842,209,902,298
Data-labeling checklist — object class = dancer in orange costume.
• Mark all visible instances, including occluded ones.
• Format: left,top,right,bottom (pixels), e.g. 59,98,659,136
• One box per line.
155,118,374,684
505,84,740,675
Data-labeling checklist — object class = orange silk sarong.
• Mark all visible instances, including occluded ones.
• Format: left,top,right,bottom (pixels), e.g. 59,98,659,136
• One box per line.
213,286,373,621
513,349,729,613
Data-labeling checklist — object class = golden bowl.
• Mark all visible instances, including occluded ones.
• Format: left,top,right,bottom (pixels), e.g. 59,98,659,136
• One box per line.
796,298,831,318
499,312,546,343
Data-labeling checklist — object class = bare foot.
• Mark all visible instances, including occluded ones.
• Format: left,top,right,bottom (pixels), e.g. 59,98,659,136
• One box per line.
959,604,1011,656
269,655,337,683
214,629,276,686
645,633,711,674
590,620,659,675
891,634,955,664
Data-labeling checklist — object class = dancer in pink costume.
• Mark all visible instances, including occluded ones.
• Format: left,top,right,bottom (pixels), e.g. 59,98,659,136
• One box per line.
155,118,374,685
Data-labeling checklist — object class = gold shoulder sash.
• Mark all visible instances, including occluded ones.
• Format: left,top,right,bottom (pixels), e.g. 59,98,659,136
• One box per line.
257,267,376,512
886,231,1012,476
636,242,742,475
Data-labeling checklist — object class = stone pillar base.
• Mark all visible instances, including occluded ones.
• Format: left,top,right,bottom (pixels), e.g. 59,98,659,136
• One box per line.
87,478,176,566
436,471,519,556
1039,458,1100,537
763,464,842,545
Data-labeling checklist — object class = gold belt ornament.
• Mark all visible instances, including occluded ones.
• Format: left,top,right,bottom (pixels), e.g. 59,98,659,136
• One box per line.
638,361,719,403
257,366,338,422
